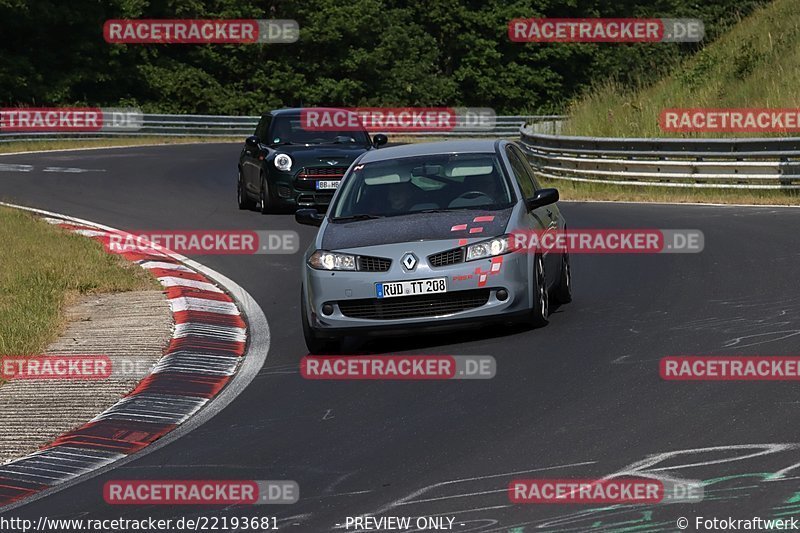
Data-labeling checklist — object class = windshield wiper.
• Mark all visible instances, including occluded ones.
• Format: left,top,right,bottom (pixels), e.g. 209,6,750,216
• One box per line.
331,214,385,222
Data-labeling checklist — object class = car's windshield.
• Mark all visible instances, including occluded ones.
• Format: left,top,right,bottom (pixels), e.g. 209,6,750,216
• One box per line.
270,115,371,146
331,153,514,219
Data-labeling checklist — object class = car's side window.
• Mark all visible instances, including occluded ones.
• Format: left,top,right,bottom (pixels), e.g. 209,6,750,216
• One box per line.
511,145,542,190
256,115,271,140
506,147,535,199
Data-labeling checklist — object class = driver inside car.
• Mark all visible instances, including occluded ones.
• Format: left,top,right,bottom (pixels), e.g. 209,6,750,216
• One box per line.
452,171,501,207
385,182,415,213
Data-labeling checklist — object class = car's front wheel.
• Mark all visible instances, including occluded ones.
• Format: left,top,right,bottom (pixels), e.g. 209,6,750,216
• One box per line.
237,169,256,210
301,289,341,354
529,254,549,327
259,175,277,214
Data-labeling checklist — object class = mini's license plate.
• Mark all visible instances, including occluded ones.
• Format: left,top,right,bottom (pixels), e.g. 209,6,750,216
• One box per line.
316,180,339,190
376,278,447,298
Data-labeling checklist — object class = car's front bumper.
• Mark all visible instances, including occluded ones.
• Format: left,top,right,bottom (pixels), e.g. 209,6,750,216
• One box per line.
269,170,343,209
302,242,533,335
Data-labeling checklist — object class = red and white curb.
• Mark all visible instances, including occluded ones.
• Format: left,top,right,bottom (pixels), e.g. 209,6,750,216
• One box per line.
0,205,269,510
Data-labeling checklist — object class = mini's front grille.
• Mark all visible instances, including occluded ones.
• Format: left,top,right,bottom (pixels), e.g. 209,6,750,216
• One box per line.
298,167,347,178
357,255,391,272
338,289,490,320
428,247,464,267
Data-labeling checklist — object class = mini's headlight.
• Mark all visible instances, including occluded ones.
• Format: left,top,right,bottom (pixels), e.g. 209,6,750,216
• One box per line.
308,250,357,271
466,235,514,261
274,153,293,171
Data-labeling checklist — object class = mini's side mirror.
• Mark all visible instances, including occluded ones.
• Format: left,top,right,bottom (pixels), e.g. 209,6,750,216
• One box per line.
526,188,559,211
245,135,260,148
372,134,388,148
296,208,325,227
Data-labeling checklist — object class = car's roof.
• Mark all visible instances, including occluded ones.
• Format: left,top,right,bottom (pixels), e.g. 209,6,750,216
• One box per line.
359,140,503,163
266,107,362,117
267,108,304,117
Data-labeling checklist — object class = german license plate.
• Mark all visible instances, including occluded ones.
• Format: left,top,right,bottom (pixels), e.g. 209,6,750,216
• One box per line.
376,278,448,298
316,180,339,190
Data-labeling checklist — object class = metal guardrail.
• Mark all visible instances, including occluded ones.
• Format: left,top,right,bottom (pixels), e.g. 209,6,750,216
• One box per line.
519,126,800,189
0,113,565,143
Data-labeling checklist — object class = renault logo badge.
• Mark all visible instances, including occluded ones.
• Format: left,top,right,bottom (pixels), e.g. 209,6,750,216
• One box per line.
402,252,418,271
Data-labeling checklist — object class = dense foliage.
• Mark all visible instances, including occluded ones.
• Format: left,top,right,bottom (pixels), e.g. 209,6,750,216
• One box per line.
0,0,770,115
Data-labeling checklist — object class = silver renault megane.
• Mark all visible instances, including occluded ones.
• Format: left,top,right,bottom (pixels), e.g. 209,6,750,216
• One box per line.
295,139,571,353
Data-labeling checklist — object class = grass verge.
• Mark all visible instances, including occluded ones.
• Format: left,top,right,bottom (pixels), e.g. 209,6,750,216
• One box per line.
0,207,158,356
564,0,800,138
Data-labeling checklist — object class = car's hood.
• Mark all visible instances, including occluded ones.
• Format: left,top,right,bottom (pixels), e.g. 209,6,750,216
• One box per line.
321,208,512,249
273,144,370,167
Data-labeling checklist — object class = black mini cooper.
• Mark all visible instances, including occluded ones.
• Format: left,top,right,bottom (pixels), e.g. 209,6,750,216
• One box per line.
237,108,387,213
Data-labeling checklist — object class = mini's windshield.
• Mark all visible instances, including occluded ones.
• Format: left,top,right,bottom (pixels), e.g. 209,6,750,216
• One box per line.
331,153,514,219
270,115,371,146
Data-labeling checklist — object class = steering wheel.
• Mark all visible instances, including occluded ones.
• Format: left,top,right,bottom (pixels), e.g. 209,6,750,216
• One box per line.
454,190,493,202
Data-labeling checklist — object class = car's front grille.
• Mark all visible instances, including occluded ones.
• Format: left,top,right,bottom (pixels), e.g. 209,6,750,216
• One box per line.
298,167,347,178
357,255,391,272
338,289,490,320
428,247,464,267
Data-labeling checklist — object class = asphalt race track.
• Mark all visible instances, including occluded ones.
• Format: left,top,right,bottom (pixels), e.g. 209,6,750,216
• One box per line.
2,143,800,531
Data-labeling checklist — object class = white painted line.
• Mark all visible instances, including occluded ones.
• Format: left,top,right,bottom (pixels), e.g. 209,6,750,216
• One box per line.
42,167,106,173
173,323,246,342
158,276,223,292
140,261,194,272
0,163,33,172
168,297,240,315
72,229,110,238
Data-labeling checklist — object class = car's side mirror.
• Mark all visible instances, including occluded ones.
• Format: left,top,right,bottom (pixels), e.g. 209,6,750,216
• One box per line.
296,208,325,227
372,134,388,148
245,135,260,149
526,188,559,211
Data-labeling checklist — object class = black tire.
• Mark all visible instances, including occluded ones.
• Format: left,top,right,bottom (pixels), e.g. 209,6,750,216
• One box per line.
301,289,341,354
237,169,256,210
259,175,277,214
530,254,550,327
553,252,572,304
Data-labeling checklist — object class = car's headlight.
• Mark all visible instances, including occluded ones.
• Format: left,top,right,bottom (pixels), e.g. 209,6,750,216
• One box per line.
465,235,514,261
274,153,293,171
308,250,357,271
